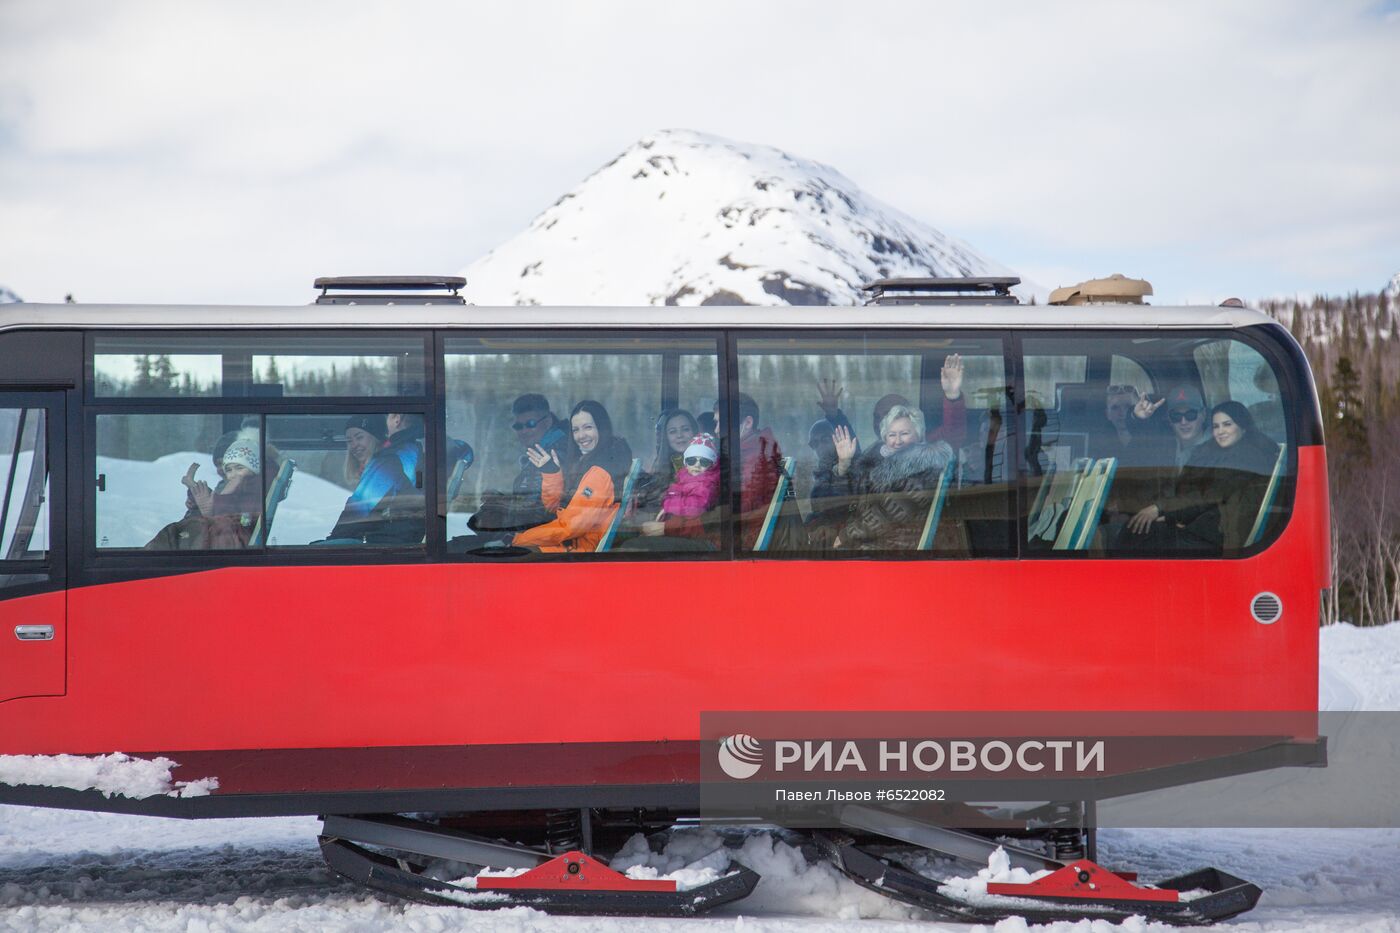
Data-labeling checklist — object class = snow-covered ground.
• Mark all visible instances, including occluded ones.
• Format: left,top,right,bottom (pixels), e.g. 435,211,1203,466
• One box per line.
96,451,350,549
3,623,1399,931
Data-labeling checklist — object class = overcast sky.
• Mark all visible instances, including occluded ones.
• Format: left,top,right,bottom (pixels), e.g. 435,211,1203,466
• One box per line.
1,0,1397,307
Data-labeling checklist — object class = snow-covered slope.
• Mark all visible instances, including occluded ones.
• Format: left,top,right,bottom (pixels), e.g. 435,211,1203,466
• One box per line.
461,129,1036,307
1385,271,1400,302
0,285,21,304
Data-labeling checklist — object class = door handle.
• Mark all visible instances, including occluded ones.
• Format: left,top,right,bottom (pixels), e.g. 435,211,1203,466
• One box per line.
14,625,54,641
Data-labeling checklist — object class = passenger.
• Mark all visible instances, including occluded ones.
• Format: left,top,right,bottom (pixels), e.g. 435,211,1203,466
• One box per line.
928,353,970,448
343,414,387,489
1104,384,1140,449
204,429,265,548
831,405,954,550
640,433,720,541
326,412,425,544
144,429,238,550
1132,384,1210,473
513,400,634,552
649,409,699,482
1126,401,1280,550
815,377,857,446
184,429,238,518
697,406,718,438
636,408,699,514
804,418,848,548
506,393,573,529
1100,384,1211,548
736,393,783,550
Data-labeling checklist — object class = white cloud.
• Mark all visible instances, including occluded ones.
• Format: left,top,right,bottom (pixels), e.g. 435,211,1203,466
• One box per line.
0,0,1396,305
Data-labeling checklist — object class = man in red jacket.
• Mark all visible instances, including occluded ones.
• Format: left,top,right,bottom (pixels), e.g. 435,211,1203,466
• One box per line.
736,393,783,549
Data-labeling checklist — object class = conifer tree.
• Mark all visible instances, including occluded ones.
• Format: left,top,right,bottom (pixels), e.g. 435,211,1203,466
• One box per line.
1331,355,1369,460
132,354,153,394
152,354,176,394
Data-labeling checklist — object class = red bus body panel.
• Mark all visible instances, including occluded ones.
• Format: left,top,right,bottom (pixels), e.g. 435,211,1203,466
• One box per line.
0,590,66,703
0,447,1327,761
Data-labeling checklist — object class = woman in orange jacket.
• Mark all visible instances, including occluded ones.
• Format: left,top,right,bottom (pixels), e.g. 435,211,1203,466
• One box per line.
514,400,634,552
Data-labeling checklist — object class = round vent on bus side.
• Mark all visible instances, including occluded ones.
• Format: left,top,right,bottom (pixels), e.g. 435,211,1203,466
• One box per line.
1251,592,1283,624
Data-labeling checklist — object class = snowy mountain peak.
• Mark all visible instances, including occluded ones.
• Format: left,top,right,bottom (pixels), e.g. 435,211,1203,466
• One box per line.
461,129,1033,307
0,285,21,304
1385,272,1400,302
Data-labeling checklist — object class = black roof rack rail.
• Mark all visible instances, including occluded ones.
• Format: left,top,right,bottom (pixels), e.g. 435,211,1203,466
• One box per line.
862,276,1021,306
313,275,467,305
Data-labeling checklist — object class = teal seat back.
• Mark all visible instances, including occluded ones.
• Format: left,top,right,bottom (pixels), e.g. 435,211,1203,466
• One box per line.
250,459,296,547
1030,457,1091,543
1244,443,1288,547
752,456,795,553
596,458,642,553
1053,457,1117,551
915,464,954,551
446,457,471,504
1025,461,1058,540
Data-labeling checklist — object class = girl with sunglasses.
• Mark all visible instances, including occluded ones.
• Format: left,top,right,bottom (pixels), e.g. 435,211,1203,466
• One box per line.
640,433,719,542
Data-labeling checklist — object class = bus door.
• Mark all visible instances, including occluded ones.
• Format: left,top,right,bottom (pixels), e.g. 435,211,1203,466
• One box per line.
0,391,66,702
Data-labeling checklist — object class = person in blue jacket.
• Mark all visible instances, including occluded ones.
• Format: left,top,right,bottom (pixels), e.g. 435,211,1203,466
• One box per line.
326,412,425,544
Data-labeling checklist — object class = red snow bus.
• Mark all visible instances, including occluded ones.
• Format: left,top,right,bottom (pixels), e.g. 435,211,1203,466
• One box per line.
0,276,1328,922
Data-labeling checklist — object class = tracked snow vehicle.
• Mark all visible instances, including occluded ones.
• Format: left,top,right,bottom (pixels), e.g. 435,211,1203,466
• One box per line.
0,276,1328,921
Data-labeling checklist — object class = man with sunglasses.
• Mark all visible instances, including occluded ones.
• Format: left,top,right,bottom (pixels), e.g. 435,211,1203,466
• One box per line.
507,393,573,529
1134,385,1210,472
1113,384,1211,550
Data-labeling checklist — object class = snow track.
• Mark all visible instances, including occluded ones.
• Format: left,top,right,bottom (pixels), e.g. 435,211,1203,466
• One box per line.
3,622,1398,930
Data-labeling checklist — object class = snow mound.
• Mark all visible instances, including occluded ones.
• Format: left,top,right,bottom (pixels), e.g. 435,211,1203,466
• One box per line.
462,128,1037,307
936,846,1053,902
0,752,217,799
609,830,732,891
1319,621,1400,711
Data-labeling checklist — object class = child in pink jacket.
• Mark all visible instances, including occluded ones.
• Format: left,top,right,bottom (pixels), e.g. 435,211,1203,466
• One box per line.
641,433,719,541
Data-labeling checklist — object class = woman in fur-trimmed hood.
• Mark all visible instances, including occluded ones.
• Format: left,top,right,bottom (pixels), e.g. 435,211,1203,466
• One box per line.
831,404,954,550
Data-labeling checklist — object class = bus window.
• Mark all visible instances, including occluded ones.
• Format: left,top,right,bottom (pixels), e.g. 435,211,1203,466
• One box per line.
263,413,427,547
1197,339,1288,444
95,413,265,550
0,408,49,569
1022,333,1293,556
734,332,1011,557
92,334,427,398
442,334,722,556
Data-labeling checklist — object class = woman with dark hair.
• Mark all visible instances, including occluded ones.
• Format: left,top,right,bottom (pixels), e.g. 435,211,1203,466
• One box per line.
514,400,634,552
636,408,699,514
343,414,387,488
650,409,699,481
1126,400,1281,550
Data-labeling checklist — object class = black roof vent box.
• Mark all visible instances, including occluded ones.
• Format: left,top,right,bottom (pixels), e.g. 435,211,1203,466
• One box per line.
314,276,467,305
862,277,1021,307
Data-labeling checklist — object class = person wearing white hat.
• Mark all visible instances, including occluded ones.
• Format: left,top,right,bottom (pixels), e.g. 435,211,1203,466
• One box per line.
641,433,720,543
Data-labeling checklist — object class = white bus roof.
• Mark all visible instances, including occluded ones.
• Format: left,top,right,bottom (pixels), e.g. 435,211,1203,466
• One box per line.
0,302,1274,331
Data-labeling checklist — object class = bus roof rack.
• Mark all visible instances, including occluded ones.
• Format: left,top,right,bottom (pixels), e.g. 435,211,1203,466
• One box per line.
313,276,467,305
861,277,1021,306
